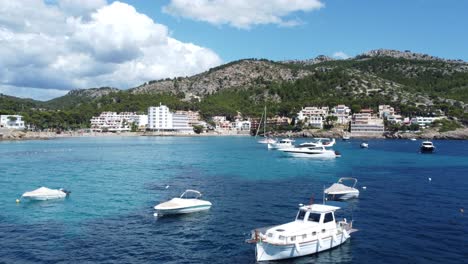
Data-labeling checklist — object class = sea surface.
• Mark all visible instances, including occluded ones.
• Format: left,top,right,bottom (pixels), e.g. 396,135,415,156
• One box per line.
0,137,467,263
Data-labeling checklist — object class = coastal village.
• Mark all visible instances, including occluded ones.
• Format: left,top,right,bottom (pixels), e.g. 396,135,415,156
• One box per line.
0,103,447,138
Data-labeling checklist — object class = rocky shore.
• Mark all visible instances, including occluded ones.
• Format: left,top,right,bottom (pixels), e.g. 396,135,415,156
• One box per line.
2,127,468,141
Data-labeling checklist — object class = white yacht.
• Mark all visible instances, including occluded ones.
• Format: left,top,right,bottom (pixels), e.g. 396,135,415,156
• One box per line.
21,187,70,201
282,146,340,158
268,138,295,150
154,190,212,217
420,141,435,153
247,204,356,262
299,138,336,148
324,178,360,201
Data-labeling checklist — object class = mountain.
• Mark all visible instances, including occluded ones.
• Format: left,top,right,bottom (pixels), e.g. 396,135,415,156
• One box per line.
2,49,467,129
45,87,120,109
0,94,43,113
128,59,313,97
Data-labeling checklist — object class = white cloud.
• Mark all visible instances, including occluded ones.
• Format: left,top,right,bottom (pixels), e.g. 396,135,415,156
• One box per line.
332,51,350,60
0,1,222,100
163,0,324,29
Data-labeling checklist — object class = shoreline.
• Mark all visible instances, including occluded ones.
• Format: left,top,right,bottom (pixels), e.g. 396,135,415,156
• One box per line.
1,128,468,141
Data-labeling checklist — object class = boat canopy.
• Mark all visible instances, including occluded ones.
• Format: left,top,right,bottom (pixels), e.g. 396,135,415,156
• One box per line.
180,189,202,199
300,204,340,213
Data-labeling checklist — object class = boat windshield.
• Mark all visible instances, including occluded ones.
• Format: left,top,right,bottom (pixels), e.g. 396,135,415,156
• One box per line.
296,210,306,220
307,213,321,223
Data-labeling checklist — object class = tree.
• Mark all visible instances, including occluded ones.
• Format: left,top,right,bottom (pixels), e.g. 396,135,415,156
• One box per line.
193,125,204,134
324,115,338,129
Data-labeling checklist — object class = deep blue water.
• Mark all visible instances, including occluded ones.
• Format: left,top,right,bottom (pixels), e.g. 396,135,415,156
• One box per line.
0,137,467,263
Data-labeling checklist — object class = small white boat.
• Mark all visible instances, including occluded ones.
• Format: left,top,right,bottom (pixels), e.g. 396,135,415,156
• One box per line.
420,141,435,153
282,146,340,158
247,204,356,262
154,189,212,217
21,187,70,201
324,178,360,201
268,138,295,150
299,138,336,148
410,138,417,141
342,134,350,140
360,142,368,148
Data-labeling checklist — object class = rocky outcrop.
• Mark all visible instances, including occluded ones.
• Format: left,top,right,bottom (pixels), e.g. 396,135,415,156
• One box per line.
129,59,313,96
282,55,335,66
361,49,467,64
66,87,120,98
385,128,468,140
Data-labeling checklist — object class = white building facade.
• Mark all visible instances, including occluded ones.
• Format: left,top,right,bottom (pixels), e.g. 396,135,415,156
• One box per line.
148,105,172,130
297,107,329,128
331,105,351,124
0,115,25,129
411,116,443,127
378,105,395,118
350,113,385,133
90,112,141,132
148,104,192,132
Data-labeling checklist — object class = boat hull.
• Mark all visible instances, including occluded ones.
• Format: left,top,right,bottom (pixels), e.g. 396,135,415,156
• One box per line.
326,192,359,201
420,147,434,153
256,232,349,262
22,194,66,201
156,204,211,216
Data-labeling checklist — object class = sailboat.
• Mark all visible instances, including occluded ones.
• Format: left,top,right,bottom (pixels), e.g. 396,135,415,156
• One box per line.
256,106,276,144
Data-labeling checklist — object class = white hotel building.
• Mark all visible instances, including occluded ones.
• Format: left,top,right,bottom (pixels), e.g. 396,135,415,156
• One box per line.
0,115,25,129
148,104,193,133
90,112,146,132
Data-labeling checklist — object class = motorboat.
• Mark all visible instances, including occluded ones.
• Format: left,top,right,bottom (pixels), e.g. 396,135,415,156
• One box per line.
299,138,336,148
247,204,356,262
410,138,417,141
360,142,368,148
258,137,277,144
21,187,70,201
268,138,295,150
282,146,341,158
420,141,435,153
154,189,212,217
324,178,360,201
342,134,350,140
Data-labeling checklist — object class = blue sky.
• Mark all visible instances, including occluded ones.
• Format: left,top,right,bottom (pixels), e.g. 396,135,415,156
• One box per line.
0,0,467,100
125,0,468,62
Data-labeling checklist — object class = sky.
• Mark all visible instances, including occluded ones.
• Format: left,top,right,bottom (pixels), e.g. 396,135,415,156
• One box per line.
0,0,467,101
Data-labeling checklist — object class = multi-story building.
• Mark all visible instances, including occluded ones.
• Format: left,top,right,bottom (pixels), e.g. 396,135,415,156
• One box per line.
350,112,384,133
90,112,141,132
175,110,200,126
386,114,403,124
148,104,192,132
234,120,251,131
378,105,395,118
297,107,329,121
410,116,443,127
331,105,351,124
297,107,329,128
0,115,25,129
148,104,172,130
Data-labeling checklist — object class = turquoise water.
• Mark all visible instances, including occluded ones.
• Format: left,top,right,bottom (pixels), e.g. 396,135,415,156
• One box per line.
0,137,467,263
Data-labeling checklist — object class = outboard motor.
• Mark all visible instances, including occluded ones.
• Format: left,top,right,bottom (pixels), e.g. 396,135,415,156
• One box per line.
59,188,71,196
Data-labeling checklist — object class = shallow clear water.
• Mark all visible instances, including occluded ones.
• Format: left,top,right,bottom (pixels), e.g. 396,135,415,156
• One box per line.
0,137,467,263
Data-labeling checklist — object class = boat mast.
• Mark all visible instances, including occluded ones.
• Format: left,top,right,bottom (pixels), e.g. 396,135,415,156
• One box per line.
255,108,264,137
263,105,267,138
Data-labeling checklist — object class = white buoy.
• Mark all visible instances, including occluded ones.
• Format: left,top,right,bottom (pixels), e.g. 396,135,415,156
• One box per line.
16,199,20,203
165,185,169,189
153,213,158,217
428,178,432,182
362,186,367,190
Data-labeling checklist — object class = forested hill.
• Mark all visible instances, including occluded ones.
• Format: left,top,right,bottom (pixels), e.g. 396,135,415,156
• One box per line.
1,49,467,129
